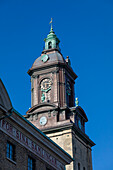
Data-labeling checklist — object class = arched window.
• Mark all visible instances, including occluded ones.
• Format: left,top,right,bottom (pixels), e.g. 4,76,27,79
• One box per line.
78,163,80,170
40,78,52,103
48,42,52,49
66,81,71,106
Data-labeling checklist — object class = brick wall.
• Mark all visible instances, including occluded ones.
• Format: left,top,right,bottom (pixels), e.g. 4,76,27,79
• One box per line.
0,130,55,170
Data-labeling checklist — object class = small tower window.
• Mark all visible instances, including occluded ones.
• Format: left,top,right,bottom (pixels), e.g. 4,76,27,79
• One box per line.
56,42,59,49
48,42,52,49
78,163,80,170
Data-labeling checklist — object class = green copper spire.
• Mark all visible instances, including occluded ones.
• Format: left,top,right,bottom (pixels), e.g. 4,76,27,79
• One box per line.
44,18,60,50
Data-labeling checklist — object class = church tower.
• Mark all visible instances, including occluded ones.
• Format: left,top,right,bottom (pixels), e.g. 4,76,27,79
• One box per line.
25,23,95,170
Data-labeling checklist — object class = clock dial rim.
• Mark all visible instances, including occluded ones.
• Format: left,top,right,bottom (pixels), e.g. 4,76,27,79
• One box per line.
39,116,47,126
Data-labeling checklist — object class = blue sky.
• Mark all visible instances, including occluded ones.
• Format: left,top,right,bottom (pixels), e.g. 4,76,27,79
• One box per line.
0,0,113,169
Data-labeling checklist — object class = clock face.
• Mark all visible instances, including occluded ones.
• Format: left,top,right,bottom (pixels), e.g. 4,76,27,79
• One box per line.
39,116,47,125
40,78,52,102
41,78,52,92
41,54,49,63
78,120,81,129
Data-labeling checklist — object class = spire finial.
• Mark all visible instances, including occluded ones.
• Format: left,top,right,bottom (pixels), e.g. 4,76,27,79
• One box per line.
49,18,53,32
75,97,79,106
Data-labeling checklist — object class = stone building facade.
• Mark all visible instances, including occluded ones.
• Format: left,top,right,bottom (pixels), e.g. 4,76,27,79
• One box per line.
0,79,73,170
24,25,95,170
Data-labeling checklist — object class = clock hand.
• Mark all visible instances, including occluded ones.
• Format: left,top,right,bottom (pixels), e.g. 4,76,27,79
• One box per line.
41,87,51,93
45,87,51,93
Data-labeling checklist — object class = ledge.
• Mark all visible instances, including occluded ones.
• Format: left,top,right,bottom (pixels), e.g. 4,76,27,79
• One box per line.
6,157,16,165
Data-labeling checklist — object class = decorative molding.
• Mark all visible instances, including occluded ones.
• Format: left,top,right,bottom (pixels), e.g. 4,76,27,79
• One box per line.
32,75,37,79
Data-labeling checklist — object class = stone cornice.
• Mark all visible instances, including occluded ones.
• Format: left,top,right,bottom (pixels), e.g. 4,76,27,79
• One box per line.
28,62,77,80
42,121,95,147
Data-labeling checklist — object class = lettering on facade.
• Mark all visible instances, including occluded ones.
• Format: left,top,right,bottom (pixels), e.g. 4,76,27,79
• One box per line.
0,119,63,169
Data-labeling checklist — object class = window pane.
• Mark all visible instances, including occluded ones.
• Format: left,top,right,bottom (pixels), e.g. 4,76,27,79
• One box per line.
7,143,9,149
7,143,10,158
10,145,13,159
28,156,35,170
6,142,15,161
6,151,10,158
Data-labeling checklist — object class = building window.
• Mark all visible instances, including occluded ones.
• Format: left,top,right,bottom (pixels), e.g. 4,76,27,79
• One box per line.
78,163,80,170
6,141,15,161
83,167,85,170
28,156,35,170
48,42,52,49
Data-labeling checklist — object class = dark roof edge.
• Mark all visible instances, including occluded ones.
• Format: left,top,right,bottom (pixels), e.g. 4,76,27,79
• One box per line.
0,79,12,110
